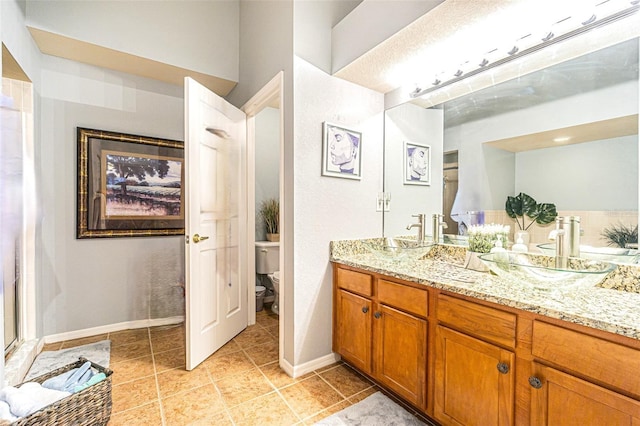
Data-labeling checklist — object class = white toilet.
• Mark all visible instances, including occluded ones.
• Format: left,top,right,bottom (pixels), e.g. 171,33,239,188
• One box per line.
255,241,280,315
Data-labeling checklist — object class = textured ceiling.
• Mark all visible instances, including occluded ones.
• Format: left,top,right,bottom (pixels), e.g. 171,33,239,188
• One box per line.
334,0,552,93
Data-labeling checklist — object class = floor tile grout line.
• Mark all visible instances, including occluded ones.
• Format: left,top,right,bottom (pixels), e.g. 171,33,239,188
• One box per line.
253,355,303,423
202,362,238,425
315,371,350,401
147,327,167,426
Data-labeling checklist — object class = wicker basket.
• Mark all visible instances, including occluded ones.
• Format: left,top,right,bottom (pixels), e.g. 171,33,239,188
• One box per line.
10,357,113,426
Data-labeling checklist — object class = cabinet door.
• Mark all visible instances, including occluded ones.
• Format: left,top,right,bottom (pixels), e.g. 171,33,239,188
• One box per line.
530,363,640,425
374,304,427,408
335,289,372,374
435,326,515,426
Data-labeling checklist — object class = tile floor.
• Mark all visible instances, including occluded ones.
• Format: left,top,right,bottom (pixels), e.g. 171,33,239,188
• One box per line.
43,307,435,425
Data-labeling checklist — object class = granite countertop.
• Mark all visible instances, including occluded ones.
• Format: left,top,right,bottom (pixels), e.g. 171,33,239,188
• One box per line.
330,238,640,341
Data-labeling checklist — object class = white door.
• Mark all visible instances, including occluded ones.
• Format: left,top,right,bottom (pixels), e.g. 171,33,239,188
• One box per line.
184,77,247,370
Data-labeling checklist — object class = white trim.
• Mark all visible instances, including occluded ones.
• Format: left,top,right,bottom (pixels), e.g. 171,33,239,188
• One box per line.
43,316,184,344
281,352,341,378
240,72,284,351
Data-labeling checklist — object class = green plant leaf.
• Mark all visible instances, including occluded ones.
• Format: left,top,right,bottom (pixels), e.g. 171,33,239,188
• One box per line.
532,203,558,225
505,193,537,218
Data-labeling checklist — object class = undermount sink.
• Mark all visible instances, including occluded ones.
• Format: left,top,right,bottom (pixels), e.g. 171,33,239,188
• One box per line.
363,237,433,261
536,243,640,265
478,252,617,291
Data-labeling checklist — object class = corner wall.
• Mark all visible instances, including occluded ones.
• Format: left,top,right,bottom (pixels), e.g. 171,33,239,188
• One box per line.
293,56,384,365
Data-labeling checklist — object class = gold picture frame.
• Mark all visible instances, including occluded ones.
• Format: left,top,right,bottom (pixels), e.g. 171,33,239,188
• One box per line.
77,127,185,238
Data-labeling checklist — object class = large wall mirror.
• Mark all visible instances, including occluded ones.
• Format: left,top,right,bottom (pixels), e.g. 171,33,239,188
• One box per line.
383,36,639,250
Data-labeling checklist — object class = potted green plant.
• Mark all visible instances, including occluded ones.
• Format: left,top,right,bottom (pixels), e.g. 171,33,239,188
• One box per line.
505,192,558,246
259,198,279,242
601,223,638,248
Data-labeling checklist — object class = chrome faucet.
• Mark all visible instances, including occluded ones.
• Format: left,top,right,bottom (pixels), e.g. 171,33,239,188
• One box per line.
549,216,581,268
406,214,426,244
432,213,448,243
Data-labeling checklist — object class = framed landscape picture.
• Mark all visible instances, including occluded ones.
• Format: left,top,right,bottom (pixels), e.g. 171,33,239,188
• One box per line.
76,127,185,238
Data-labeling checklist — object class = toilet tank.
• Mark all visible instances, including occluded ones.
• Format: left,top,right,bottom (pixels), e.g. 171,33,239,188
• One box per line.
255,241,280,274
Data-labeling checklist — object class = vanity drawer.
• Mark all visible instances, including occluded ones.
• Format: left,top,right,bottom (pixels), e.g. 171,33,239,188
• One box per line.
378,279,428,318
336,267,373,297
532,321,640,398
437,294,516,349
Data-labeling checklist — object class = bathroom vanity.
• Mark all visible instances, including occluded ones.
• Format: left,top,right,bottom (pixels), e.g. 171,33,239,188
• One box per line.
330,240,640,426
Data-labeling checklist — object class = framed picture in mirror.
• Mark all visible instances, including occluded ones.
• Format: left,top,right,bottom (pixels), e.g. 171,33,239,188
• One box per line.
76,127,185,238
403,141,430,185
322,122,362,180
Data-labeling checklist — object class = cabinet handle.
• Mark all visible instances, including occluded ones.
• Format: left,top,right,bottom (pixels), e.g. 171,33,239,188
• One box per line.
362,306,369,313
529,376,543,389
374,312,382,319
496,362,510,374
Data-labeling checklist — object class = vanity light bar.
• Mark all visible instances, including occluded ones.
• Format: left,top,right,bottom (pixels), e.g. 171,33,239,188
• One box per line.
410,2,640,99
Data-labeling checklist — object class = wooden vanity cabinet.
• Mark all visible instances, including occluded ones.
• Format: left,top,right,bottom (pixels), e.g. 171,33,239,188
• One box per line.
332,263,640,425
375,279,428,407
529,320,640,425
529,363,640,425
333,266,428,409
334,288,372,374
434,294,517,426
333,267,374,374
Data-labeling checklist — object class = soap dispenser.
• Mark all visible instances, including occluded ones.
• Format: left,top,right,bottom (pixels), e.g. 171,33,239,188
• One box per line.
490,236,507,254
512,236,528,253
490,237,509,262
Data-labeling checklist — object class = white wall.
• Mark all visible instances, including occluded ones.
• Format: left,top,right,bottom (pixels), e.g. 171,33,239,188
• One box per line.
516,135,638,211
293,56,384,365
25,0,239,82
255,107,280,241
384,103,443,237
36,55,185,336
228,0,293,109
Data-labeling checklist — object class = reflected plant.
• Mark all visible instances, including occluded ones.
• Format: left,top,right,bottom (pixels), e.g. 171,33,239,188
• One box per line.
467,224,510,253
601,223,638,248
505,192,557,231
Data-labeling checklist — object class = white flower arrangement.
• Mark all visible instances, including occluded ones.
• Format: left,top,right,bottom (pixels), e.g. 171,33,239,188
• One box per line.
467,223,511,253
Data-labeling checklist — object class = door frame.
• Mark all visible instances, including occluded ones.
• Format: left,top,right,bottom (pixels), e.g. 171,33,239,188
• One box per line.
241,72,284,363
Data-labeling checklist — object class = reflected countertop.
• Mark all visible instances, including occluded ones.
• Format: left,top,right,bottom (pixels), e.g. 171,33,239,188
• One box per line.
330,238,640,341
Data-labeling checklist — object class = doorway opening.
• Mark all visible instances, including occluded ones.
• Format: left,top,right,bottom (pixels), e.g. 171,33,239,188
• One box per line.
443,150,459,235
242,72,285,368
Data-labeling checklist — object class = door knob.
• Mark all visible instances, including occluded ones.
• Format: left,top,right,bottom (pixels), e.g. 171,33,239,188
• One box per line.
192,234,210,243
362,306,369,313
374,312,382,319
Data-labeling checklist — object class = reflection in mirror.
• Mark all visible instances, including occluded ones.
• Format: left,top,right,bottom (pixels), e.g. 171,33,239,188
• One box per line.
383,37,639,254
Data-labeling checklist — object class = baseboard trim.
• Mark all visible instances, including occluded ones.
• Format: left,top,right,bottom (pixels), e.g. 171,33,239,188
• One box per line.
43,316,185,344
281,352,341,378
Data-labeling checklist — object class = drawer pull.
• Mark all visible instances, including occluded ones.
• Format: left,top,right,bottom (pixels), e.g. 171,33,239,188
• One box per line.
496,362,510,374
374,311,382,319
529,376,543,389
362,306,369,313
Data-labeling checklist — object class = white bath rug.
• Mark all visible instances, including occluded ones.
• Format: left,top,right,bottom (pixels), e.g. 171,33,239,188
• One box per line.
24,340,111,381
314,392,428,426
